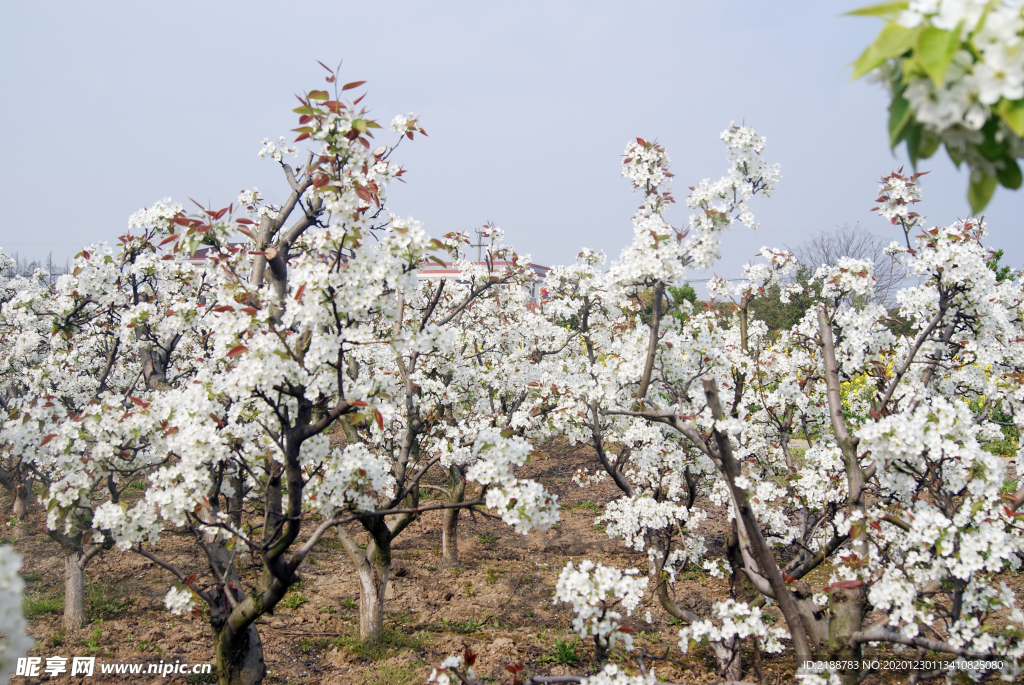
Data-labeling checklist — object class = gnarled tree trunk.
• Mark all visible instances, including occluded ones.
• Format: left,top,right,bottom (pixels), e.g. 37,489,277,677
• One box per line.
337,525,393,642
441,464,465,567
213,623,265,685
12,477,29,522
63,549,86,631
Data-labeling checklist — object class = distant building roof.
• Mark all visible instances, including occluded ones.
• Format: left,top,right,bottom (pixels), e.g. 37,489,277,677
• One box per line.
417,260,549,280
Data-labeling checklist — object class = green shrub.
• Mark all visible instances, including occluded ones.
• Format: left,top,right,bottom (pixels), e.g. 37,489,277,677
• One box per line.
279,592,308,610
24,593,63,618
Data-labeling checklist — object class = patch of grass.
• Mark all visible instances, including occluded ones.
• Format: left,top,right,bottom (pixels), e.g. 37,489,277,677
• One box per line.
540,637,581,666
21,572,41,583
24,593,63,618
50,628,66,647
319,605,337,615
315,536,344,550
464,581,475,597
984,438,1018,457
340,598,357,610
439,617,487,634
680,564,704,581
1002,478,1020,495
576,499,600,513
184,671,217,684
360,662,423,685
485,567,505,585
279,592,308,610
477,532,496,546
125,479,147,491
332,628,425,662
87,581,131,620
81,623,102,654
763,612,779,625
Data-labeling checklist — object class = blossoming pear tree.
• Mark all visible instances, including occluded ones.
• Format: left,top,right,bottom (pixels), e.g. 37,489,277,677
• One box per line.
0,237,164,630
525,128,786,679
12,67,560,685
851,0,1024,211
0,254,52,522
526,121,1024,684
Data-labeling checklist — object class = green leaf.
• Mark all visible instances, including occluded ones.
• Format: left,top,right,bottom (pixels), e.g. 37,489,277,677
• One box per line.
889,91,913,148
905,123,923,164
996,98,1024,136
307,90,329,101
946,141,964,167
852,23,919,79
979,118,1007,160
915,26,960,86
968,173,998,213
998,157,1022,189
917,128,941,161
846,1,908,16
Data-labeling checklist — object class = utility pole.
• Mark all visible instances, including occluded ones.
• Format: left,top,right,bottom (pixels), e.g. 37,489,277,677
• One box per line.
468,228,487,264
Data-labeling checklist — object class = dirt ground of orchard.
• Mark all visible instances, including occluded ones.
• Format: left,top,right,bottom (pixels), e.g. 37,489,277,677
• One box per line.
8,439,1022,684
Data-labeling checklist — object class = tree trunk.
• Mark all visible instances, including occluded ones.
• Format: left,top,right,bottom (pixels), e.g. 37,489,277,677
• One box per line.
63,549,86,631
726,524,756,602
214,623,265,685
356,550,389,642
12,477,29,522
441,465,465,567
711,638,743,682
827,587,865,685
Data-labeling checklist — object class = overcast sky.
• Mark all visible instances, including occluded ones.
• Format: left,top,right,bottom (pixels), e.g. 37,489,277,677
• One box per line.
2,2,1021,292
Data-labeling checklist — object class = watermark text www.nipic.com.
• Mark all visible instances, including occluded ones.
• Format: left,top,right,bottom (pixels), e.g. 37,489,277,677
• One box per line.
15,656,213,678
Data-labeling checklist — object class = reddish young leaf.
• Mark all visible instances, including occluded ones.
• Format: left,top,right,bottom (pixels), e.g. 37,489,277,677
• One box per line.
294,284,306,301
158,234,180,247
226,345,248,358
40,433,57,446
342,80,366,91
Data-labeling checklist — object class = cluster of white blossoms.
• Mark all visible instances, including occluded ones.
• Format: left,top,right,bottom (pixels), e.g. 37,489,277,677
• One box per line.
256,136,298,162
814,257,876,300
427,653,475,685
466,431,559,534
555,561,647,655
581,664,658,685
896,1,1024,128
677,599,789,655
856,0,1024,210
163,586,197,616
0,547,31,685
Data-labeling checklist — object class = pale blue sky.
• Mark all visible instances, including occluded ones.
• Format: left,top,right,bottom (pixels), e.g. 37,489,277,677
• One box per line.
1,2,1020,289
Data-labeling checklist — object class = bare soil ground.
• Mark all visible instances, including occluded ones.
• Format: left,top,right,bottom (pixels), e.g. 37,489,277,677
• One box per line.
7,440,1022,684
